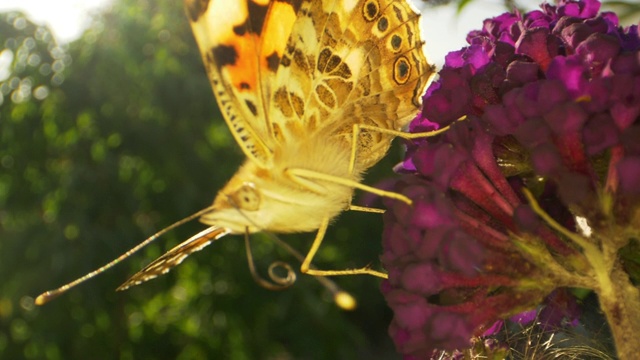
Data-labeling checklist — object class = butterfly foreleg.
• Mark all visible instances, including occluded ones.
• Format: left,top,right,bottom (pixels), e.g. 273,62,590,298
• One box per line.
341,121,455,209
348,121,456,175
344,125,387,213
350,120,455,168
286,168,412,205
347,205,385,213
300,217,388,279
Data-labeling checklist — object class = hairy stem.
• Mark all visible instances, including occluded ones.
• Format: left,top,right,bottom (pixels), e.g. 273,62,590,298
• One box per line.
596,260,640,360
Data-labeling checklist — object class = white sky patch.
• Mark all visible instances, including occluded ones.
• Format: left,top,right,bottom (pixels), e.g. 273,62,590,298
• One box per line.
416,0,527,68
0,0,113,43
1,0,536,63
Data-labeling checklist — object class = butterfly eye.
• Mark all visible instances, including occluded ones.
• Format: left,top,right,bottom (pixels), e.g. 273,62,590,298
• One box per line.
231,184,261,211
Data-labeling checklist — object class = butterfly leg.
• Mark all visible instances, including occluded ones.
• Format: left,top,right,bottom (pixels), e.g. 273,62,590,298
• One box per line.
348,205,385,213
287,168,413,205
300,216,388,278
348,122,453,176
339,122,456,210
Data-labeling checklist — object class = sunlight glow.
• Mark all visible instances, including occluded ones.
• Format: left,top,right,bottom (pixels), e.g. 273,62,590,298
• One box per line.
0,0,113,43
0,0,529,67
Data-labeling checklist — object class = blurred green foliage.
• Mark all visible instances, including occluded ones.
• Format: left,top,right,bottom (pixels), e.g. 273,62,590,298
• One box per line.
0,1,402,359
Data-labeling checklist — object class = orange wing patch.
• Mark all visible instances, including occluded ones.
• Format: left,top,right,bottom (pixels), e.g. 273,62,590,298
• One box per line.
215,34,261,94
260,2,298,72
185,0,305,164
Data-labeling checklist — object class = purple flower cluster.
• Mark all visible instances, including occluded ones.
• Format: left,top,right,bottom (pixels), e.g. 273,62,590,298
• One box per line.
382,0,640,357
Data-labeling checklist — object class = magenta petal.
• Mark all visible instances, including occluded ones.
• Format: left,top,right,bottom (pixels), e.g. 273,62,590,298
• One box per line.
401,263,442,295
546,56,587,96
582,113,619,155
558,0,601,18
438,230,485,276
510,308,538,324
543,102,588,135
514,205,542,232
530,143,564,176
483,320,504,336
617,157,640,196
576,33,621,69
505,60,540,85
427,312,475,349
516,27,556,70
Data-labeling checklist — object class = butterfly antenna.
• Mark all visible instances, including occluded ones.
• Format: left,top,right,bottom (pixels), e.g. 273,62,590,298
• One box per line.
35,206,215,305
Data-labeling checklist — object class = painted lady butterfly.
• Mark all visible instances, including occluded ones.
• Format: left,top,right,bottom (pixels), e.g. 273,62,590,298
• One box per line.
36,0,434,306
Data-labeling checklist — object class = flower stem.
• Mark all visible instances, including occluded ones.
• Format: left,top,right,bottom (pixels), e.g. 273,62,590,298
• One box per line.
595,263,640,360
523,188,640,358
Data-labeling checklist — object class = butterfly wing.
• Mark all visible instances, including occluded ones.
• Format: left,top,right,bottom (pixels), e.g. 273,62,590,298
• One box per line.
117,226,230,291
267,0,434,169
185,0,431,171
184,0,302,166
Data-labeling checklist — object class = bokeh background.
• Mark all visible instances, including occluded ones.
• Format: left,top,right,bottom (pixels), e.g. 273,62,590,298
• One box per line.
1,0,638,359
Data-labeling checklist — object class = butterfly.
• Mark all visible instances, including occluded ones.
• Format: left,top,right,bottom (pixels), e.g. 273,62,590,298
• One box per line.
36,0,434,306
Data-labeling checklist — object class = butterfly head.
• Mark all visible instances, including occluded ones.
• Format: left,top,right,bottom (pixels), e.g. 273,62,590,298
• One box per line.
204,180,263,233
199,161,346,235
